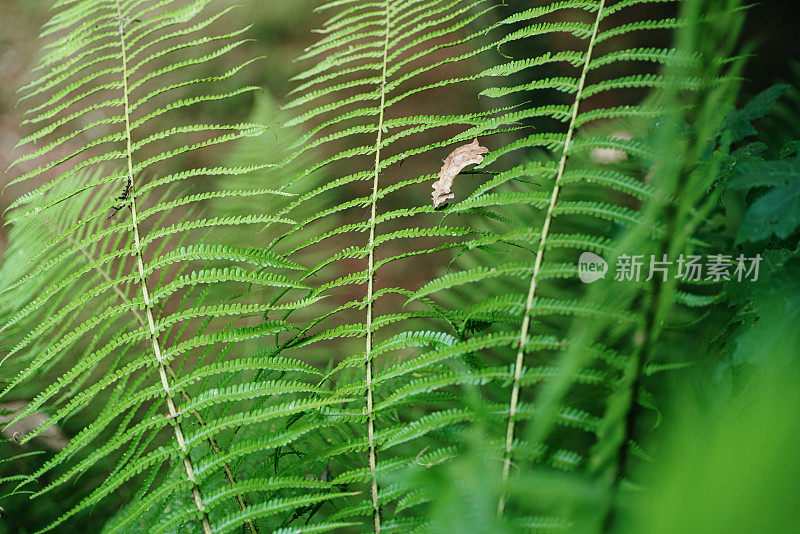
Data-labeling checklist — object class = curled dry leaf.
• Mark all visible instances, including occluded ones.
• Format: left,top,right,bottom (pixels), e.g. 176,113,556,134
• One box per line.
431,138,489,208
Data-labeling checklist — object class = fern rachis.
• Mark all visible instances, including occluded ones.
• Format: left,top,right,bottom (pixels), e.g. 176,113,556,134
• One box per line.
499,0,607,514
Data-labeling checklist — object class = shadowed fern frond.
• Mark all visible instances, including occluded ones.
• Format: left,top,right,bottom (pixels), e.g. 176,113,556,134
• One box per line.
389,0,743,524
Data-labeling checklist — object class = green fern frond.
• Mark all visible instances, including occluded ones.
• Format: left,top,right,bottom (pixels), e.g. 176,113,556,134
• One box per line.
0,1,322,532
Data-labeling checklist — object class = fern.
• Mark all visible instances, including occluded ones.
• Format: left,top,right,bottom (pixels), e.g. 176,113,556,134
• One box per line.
1,1,319,532
269,0,705,529
496,3,610,511
383,0,743,524
272,1,538,529
0,0,767,532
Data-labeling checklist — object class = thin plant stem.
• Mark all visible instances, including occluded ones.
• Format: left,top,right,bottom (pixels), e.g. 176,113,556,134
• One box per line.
498,0,607,517
364,2,392,531
114,3,212,532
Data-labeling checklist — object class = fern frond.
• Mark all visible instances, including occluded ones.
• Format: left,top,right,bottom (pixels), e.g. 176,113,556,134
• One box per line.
0,1,320,532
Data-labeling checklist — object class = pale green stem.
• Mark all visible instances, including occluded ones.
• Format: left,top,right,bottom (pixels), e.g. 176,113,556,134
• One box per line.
364,2,392,532
114,2,212,532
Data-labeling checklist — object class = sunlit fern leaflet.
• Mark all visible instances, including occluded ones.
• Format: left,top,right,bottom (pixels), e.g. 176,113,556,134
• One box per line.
0,0,343,532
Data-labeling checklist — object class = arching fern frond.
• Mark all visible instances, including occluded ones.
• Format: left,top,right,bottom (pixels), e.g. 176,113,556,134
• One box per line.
273,0,521,530
1,1,319,532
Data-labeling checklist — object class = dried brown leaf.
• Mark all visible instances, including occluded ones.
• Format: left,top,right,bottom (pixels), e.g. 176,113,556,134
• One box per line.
431,138,489,208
